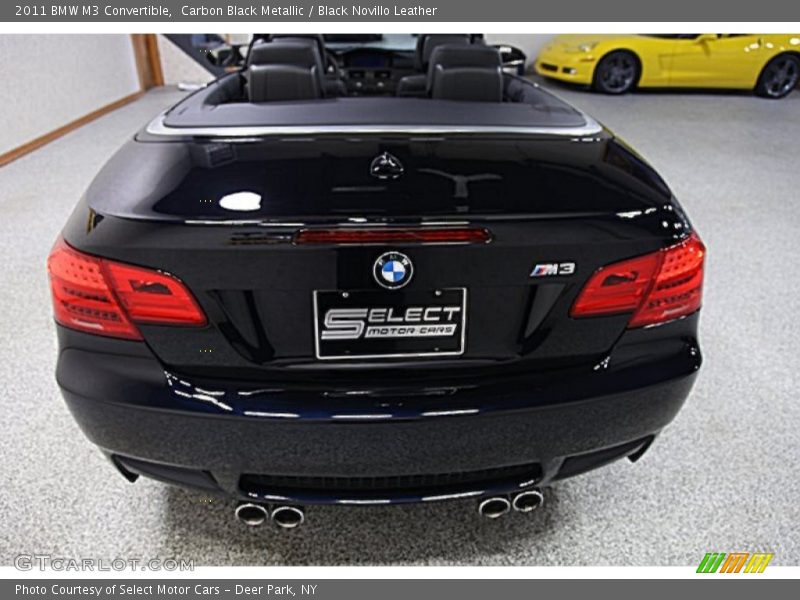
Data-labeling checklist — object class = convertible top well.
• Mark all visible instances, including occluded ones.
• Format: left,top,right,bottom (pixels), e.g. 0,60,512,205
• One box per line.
150,69,600,137
146,35,603,137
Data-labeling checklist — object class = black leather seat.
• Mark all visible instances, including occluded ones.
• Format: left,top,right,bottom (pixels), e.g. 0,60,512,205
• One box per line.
431,67,503,102
249,39,324,68
429,45,503,102
264,34,327,57
254,35,346,97
415,34,474,70
397,34,472,97
429,44,501,72
248,39,340,101
248,65,320,102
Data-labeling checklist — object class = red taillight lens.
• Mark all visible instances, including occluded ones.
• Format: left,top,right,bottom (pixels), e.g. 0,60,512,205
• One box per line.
103,262,206,325
571,232,705,328
569,252,661,318
628,232,705,328
294,227,492,245
47,240,141,340
47,239,206,340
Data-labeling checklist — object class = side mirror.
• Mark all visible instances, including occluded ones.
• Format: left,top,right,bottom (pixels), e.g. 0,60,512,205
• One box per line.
695,34,719,44
493,44,527,76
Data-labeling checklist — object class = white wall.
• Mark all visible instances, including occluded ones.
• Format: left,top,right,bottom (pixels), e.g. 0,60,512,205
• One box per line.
157,35,215,86
0,35,140,156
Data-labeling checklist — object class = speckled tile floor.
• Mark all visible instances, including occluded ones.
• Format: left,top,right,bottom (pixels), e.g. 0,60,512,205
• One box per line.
0,83,798,566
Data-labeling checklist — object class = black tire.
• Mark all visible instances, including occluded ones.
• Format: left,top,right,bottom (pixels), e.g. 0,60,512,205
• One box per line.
592,51,640,94
755,54,800,99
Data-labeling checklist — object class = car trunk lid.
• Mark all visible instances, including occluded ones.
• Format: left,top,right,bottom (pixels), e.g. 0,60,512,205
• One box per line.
74,134,684,379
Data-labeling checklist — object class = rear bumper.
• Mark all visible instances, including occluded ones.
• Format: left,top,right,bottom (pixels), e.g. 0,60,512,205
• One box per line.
56,319,700,505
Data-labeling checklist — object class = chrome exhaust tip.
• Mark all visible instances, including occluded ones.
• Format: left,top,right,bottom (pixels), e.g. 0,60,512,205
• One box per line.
235,502,269,527
512,489,544,513
271,505,305,529
477,496,511,519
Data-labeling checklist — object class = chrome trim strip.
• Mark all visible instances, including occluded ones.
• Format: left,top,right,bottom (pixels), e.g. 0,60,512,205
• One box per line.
336,499,392,505
242,411,300,419
194,387,225,396
422,490,484,502
237,388,283,396
331,414,394,420
422,408,480,417
145,113,603,139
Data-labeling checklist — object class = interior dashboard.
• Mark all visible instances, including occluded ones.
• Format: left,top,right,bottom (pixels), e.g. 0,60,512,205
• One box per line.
333,48,417,95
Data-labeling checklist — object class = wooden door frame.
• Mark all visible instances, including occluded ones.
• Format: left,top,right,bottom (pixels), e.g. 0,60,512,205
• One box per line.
131,34,164,90
0,35,161,167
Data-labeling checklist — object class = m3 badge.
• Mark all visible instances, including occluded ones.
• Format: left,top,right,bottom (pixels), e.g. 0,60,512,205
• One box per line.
530,262,576,277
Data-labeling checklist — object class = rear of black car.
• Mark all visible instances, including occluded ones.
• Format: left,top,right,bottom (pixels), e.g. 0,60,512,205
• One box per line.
49,130,704,512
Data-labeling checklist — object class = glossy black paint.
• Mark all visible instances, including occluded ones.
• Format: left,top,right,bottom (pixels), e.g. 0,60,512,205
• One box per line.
88,134,672,221
54,115,702,504
58,314,699,503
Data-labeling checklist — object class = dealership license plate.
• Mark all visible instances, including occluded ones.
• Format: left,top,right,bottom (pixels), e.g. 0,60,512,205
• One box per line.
313,288,467,360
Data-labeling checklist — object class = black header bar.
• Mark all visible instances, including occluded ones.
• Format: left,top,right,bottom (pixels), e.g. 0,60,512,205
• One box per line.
3,0,800,22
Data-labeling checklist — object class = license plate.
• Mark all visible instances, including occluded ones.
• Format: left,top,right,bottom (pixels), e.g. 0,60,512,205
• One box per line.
313,288,467,360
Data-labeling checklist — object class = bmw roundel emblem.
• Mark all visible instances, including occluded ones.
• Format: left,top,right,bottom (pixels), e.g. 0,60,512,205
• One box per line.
373,251,414,290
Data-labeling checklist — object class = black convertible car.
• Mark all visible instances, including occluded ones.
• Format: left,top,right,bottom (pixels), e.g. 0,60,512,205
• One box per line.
49,34,704,528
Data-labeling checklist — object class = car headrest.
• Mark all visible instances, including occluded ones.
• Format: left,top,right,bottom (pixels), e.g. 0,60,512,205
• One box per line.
247,64,321,102
416,34,471,69
249,39,322,70
428,44,501,73
265,34,326,57
431,66,503,102
426,45,503,95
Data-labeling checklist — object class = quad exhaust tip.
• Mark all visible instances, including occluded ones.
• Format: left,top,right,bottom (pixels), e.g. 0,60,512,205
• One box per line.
235,502,269,527
235,502,306,528
478,490,545,519
271,505,305,529
238,492,540,525
477,496,511,519
511,489,544,513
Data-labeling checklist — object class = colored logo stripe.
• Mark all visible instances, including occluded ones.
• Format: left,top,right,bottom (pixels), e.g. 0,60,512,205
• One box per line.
744,553,773,573
719,553,749,573
697,553,726,573
697,552,773,573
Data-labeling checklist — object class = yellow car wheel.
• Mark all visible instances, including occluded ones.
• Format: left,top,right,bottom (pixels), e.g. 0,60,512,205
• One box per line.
755,54,800,99
592,50,641,95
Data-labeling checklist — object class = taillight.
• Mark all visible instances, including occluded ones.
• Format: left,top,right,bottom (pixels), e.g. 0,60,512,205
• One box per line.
294,227,492,245
571,232,705,328
47,239,206,340
103,262,207,325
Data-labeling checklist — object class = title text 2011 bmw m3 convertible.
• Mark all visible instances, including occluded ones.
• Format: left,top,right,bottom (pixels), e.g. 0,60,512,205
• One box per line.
48,34,704,528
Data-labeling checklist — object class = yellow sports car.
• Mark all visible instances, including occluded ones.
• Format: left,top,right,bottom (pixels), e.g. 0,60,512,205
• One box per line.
535,34,800,98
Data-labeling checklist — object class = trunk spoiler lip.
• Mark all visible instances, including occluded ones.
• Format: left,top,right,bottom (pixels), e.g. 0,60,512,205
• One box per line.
143,112,605,140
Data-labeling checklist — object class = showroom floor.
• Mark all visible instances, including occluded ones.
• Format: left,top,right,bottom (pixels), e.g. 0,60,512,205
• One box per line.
1,82,798,566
